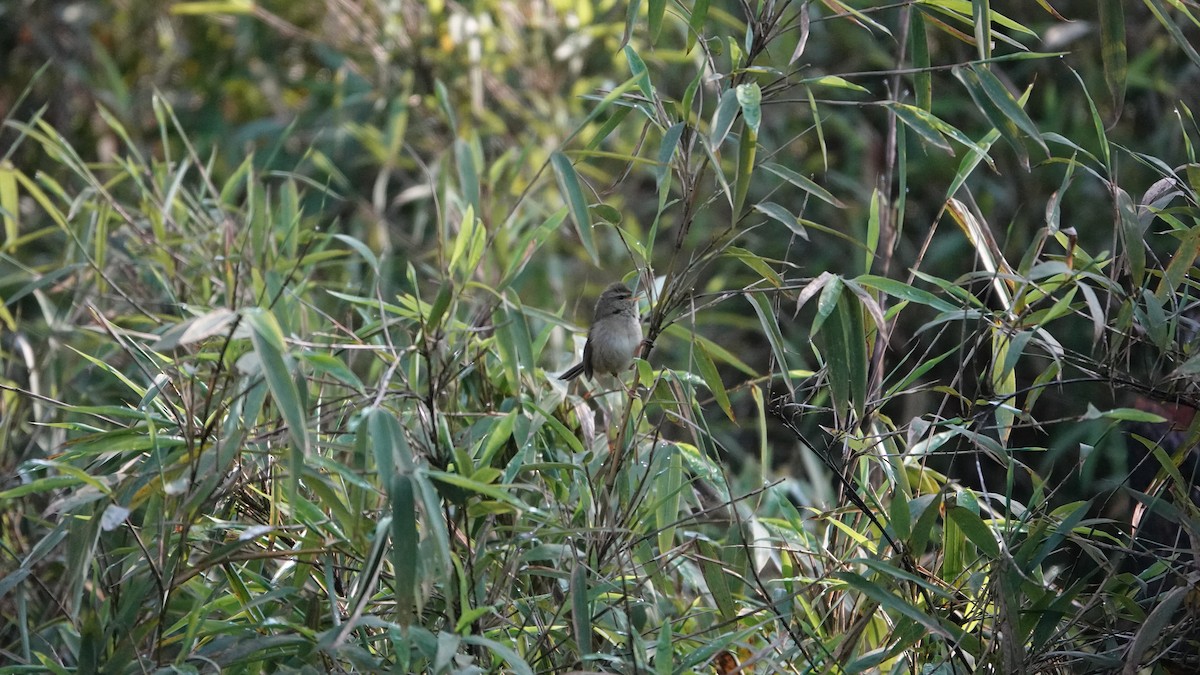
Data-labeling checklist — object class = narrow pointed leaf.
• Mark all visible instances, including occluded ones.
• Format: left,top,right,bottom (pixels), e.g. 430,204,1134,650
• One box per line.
551,152,597,263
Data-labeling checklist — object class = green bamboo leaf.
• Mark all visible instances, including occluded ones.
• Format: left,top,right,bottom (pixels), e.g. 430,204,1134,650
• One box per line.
855,275,960,313
681,68,703,122
968,64,1048,154
887,346,958,397
425,283,453,333
890,491,912,539
715,243,782,283
910,493,943,557
943,496,965,581
953,65,1030,168
245,309,309,499
413,470,454,581
448,203,477,275
710,89,740,148
648,0,665,41
747,292,793,392
623,45,653,101
695,341,735,422
656,122,685,189
0,475,83,500
865,188,881,274
1082,404,1166,424
1176,351,1200,377
972,0,992,61
0,160,19,247
733,126,756,218
330,233,379,273
947,504,999,558
571,562,592,656
1114,186,1144,287
655,621,673,675
910,12,932,110
501,207,568,287
804,75,869,93
1023,287,1077,327
812,274,843,334
991,329,1016,445
837,572,955,639
528,403,585,456
663,325,757,376
570,74,644,148
425,470,523,508
1147,445,1190,499
1155,225,1200,300
817,286,867,422
366,405,412,478
170,0,254,15
936,112,996,189
696,134,733,209
493,301,534,391
736,83,762,135
301,353,365,394
585,106,632,152
621,0,642,49
551,152,597,263
888,103,952,153
11,168,68,230
1144,0,1200,71
655,445,684,558
459,635,534,675
1098,0,1127,115
454,137,479,212
762,162,844,207
478,411,517,468
1127,586,1190,670
392,473,418,625
435,79,457,135
754,201,809,240
687,0,710,53
697,540,736,619
916,0,1036,36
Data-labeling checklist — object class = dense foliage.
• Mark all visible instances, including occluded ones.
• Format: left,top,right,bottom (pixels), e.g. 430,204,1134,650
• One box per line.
3,1,1200,672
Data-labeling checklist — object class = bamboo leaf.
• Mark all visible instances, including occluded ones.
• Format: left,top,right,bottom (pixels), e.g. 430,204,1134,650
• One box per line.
947,504,999,558
697,540,736,619
817,285,867,422
754,201,809,240
695,340,735,422
1098,0,1127,116
392,473,418,625
747,292,793,392
245,308,309,500
551,152,597,263
733,126,757,218
648,0,665,42
953,65,1030,168
1114,186,1144,287
572,562,592,656
687,0,710,53
762,162,844,207
969,64,1047,153
623,45,653,101
0,160,18,247
656,122,685,190
711,89,740,148
454,137,479,212
855,275,960,313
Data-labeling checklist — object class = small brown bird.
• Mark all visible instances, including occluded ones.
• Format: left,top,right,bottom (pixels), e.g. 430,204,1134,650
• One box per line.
559,282,642,381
